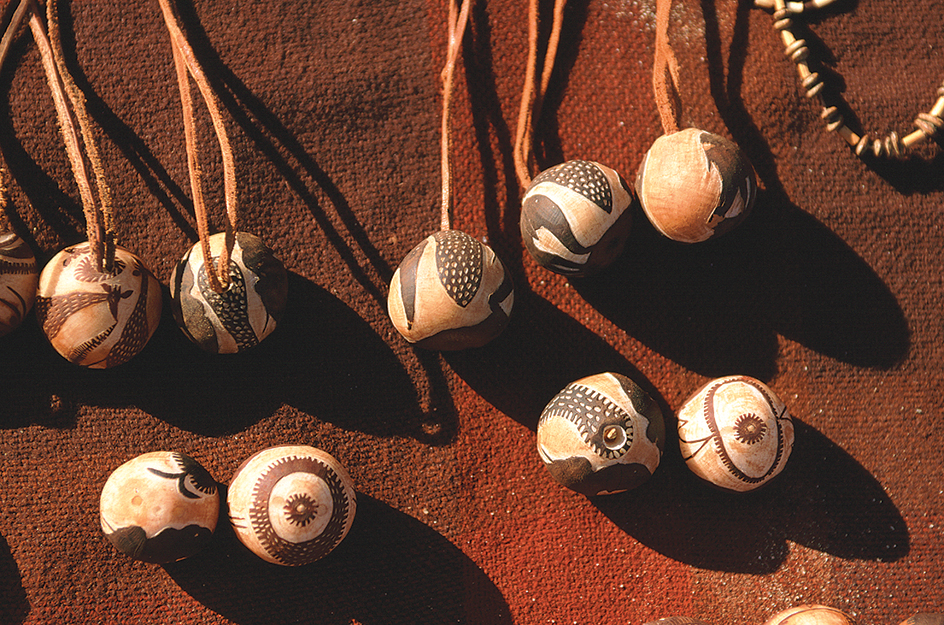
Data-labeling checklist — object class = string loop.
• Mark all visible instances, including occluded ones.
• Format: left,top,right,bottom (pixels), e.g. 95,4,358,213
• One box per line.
513,0,567,190
653,0,682,135
159,0,238,292
439,0,473,231
28,0,116,272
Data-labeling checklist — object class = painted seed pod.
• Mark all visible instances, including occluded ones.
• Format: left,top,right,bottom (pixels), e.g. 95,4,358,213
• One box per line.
764,606,856,625
170,231,288,354
0,232,38,337
387,229,514,350
228,445,356,566
899,615,944,625
35,243,162,368
677,375,794,493
537,372,665,496
520,160,636,276
100,451,219,564
636,128,756,243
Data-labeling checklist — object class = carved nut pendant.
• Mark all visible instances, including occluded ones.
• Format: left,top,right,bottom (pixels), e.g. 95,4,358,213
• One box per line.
388,229,514,350
537,372,665,496
636,128,756,243
227,445,356,566
35,243,162,368
100,451,219,564
170,232,288,354
677,375,794,492
0,232,38,337
521,160,635,276
765,606,856,625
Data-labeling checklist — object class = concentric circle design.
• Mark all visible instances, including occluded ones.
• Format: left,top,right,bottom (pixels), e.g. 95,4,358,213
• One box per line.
228,445,356,566
677,375,794,492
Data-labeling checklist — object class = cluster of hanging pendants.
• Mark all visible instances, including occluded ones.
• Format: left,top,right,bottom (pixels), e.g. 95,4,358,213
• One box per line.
0,0,287,368
387,0,757,355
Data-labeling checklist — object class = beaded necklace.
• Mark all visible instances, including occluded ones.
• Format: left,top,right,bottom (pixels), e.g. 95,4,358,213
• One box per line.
757,0,944,159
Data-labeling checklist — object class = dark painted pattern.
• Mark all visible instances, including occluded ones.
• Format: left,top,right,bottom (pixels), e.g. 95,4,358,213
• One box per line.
197,260,258,351
248,455,352,566
434,230,482,308
540,383,634,460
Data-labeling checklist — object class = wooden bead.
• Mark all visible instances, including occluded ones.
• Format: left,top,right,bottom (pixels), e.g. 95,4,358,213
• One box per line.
636,128,756,243
170,232,288,354
677,375,794,492
35,243,162,368
227,445,356,566
100,451,219,564
537,372,665,496
765,606,855,625
0,232,38,337
520,160,635,276
387,229,514,350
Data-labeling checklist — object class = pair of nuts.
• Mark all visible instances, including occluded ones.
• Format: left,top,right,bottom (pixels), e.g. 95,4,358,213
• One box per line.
99,445,356,566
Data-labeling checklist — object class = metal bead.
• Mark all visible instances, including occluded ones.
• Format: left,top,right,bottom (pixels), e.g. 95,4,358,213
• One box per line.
0,232,38,337
100,451,219,564
537,372,665,496
387,229,514,350
520,160,635,277
35,243,162,368
677,375,794,493
170,232,288,354
636,128,756,244
765,606,855,625
228,445,356,566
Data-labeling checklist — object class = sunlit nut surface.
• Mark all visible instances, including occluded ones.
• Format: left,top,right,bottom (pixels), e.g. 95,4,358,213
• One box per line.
228,445,356,566
388,229,514,350
100,451,219,564
636,128,755,243
765,606,856,625
520,160,635,276
677,375,794,492
170,231,288,354
36,243,162,368
537,372,665,496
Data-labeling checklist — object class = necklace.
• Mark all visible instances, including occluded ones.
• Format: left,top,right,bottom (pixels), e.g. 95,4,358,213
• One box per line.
757,0,944,159
26,0,162,369
515,0,636,277
634,0,757,244
160,0,288,355
387,0,514,351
